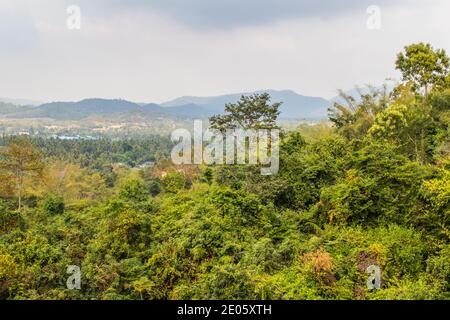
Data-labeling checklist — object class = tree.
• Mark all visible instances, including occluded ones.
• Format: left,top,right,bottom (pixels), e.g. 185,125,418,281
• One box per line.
328,86,390,140
368,102,435,164
118,178,149,202
396,43,450,96
0,140,44,210
42,195,65,215
203,167,213,185
209,93,281,132
161,171,186,193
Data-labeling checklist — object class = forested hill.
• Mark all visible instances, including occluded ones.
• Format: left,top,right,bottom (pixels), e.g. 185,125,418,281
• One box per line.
1,90,331,120
0,43,449,300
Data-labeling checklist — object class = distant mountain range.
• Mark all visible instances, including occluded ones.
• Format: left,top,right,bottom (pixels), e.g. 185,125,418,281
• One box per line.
0,89,364,121
2,99,166,120
161,90,330,119
0,101,34,114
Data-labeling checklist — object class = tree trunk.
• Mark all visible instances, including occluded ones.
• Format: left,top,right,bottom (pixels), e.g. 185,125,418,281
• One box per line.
18,187,22,211
18,173,23,211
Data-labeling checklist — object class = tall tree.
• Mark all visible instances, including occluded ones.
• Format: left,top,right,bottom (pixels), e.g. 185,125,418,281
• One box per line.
328,86,390,140
209,93,281,132
0,140,44,210
396,43,449,96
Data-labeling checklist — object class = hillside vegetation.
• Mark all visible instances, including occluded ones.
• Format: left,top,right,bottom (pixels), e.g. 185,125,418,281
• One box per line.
0,43,449,300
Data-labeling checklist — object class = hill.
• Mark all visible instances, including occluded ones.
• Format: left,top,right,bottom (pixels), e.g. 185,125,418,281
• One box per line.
1,90,334,121
161,89,331,119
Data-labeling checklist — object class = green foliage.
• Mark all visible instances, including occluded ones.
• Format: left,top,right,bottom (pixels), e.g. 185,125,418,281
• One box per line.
203,167,214,185
161,171,186,193
147,179,162,197
328,86,390,141
396,43,450,95
209,93,281,131
316,142,431,226
369,102,436,163
1,43,450,300
119,179,150,202
0,138,45,210
42,195,65,215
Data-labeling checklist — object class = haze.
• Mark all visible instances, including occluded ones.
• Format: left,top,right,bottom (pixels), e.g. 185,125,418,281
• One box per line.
1,0,449,103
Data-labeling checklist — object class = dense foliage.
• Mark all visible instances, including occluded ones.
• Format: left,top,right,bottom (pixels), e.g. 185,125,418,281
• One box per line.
0,43,449,300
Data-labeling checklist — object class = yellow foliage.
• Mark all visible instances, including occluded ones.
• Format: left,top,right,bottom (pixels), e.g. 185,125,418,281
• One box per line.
42,161,108,202
301,248,334,274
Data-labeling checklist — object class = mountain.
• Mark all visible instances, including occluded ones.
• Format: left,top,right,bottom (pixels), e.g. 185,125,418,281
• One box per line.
0,101,34,115
163,103,212,117
5,99,167,120
2,90,334,121
141,103,165,113
161,89,331,119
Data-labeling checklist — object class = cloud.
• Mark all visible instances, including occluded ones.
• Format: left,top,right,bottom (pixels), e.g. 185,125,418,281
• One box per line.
68,0,406,29
0,0,449,103
0,2,39,54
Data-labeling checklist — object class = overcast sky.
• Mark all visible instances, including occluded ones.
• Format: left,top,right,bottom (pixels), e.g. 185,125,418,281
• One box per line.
1,0,449,103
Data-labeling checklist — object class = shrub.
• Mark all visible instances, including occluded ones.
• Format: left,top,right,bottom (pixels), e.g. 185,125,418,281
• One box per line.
42,195,65,215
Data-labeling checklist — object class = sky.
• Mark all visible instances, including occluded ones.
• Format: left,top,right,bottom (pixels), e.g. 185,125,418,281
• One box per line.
1,0,449,103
